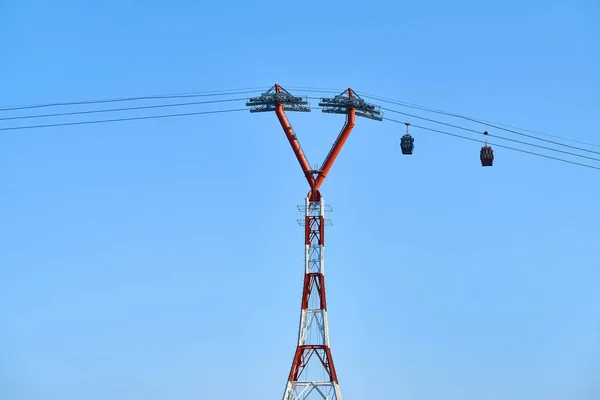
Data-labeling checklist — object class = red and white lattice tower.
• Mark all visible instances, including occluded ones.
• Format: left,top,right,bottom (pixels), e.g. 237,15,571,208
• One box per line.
247,84,382,400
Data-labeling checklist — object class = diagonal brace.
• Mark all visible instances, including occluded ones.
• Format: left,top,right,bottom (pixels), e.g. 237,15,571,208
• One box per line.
275,104,316,188
314,109,356,190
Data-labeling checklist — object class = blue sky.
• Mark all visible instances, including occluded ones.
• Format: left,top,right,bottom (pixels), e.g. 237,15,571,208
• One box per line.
1,1,599,399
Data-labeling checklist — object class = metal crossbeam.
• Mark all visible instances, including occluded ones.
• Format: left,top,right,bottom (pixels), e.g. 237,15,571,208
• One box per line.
246,84,311,113
319,88,382,121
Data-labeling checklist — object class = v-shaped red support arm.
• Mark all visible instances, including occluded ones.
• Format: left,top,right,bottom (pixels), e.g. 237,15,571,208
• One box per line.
314,109,355,190
275,104,316,189
273,86,359,193
275,105,356,191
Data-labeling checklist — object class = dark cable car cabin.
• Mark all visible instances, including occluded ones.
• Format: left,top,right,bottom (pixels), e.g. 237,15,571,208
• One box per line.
400,123,414,155
480,131,493,166
480,146,494,166
401,134,414,155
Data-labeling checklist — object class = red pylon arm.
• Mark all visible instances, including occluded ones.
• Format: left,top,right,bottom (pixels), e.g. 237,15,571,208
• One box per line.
275,104,316,188
314,108,356,189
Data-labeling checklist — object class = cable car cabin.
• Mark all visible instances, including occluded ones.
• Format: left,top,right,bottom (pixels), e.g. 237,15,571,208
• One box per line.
480,145,494,166
400,133,414,155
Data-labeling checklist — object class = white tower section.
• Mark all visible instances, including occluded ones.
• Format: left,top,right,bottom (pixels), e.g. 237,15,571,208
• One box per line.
282,194,341,400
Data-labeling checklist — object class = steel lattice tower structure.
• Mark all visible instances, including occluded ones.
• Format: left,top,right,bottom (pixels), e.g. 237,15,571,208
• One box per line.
247,85,382,400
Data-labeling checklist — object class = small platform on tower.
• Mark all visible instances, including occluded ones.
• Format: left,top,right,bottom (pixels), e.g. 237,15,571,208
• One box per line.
319,88,383,121
297,204,333,226
246,84,310,113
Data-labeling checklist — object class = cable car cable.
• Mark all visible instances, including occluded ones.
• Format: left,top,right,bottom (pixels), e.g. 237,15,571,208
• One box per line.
4,98,599,167
4,84,597,151
0,97,248,122
312,100,600,160
380,107,600,162
383,117,600,171
0,88,266,112
0,108,247,132
3,85,599,161
2,100,598,172
362,93,600,151
296,86,600,149
305,92,600,152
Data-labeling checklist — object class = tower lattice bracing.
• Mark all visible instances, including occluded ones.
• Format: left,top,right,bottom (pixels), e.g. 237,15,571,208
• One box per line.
283,191,338,400
246,84,382,400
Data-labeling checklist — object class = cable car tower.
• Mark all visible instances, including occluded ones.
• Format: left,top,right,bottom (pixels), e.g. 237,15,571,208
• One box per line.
247,84,382,400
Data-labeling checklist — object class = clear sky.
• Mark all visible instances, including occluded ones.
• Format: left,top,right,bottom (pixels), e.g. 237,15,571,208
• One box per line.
1,1,599,399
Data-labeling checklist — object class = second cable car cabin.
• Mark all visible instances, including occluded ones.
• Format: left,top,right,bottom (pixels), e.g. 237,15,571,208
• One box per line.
401,123,414,155
480,131,494,166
